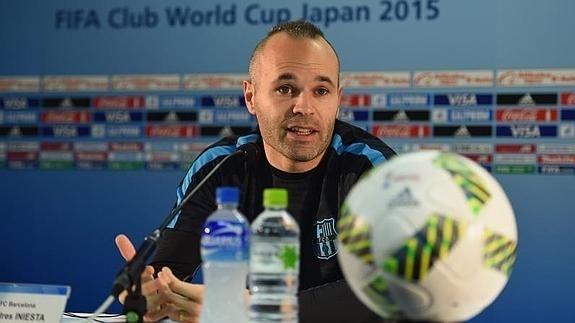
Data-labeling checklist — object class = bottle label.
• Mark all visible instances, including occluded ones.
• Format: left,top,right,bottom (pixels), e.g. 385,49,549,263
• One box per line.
201,220,249,262
250,242,300,273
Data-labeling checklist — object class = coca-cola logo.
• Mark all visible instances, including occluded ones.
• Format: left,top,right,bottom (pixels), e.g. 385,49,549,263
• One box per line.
42,111,91,123
497,108,556,121
341,94,370,107
109,142,143,152
539,154,575,164
75,152,107,161
96,97,130,107
43,112,76,123
94,96,144,108
373,125,410,137
146,126,195,137
563,93,575,105
148,126,180,137
500,109,537,121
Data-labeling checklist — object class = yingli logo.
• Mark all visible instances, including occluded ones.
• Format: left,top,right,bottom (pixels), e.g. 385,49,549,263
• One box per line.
496,109,557,121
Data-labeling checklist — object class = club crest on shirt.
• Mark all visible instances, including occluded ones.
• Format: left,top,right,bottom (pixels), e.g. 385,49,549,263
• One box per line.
313,218,339,259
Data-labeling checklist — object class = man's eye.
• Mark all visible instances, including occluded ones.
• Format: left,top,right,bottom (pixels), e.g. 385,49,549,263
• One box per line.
316,88,329,96
277,86,293,95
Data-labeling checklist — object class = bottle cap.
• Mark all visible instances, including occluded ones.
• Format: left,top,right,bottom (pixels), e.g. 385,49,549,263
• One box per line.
263,188,288,208
216,186,239,204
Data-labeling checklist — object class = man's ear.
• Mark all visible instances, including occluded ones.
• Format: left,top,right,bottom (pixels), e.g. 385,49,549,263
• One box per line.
336,86,343,117
243,80,256,115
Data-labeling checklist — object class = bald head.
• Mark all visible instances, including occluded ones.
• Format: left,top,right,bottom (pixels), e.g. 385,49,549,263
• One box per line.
248,20,340,86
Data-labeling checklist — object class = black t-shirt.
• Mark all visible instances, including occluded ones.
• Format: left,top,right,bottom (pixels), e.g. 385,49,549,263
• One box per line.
151,120,397,323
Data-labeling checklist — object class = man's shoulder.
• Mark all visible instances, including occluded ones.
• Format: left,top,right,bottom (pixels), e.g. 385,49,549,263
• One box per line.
333,120,396,161
191,132,261,166
203,132,261,153
334,119,375,141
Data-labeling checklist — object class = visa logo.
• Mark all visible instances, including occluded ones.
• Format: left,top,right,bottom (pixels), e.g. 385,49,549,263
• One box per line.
3,98,28,109
496,125,556,138
448,94,477,106
52,126,78,137
105,112,131,122
213,96,240,107
511,125,540,137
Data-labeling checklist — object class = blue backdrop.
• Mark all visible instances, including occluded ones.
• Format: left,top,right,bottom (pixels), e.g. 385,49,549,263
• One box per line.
1,0,575,321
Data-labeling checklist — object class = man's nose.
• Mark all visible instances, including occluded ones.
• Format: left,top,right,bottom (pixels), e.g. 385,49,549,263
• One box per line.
292,91,314,115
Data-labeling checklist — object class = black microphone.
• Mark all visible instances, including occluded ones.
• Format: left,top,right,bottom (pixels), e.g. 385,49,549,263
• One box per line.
110,143,258,298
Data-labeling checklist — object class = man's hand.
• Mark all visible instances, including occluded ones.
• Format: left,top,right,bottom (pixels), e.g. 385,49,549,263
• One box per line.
157,267,204,323
114,234,171,321
114,234,220,322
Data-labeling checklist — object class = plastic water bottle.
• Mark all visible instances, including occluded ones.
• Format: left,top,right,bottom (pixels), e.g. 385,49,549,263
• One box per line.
249,188,300,323
200,186,250,323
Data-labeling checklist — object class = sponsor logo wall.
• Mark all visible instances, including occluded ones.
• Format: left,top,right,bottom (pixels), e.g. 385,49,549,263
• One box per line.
1,69,574,175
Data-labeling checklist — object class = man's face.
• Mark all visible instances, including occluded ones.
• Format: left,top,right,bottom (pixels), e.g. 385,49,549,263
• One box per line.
244,33,342,173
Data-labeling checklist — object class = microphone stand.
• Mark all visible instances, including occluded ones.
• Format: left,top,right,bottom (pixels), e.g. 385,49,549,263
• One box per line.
123,271,146,323
110,149,246,322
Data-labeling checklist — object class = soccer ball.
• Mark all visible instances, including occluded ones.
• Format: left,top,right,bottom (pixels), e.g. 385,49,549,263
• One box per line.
337,150,518,322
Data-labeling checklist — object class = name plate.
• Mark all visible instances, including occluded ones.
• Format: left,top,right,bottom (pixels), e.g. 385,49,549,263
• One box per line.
0,282,70,322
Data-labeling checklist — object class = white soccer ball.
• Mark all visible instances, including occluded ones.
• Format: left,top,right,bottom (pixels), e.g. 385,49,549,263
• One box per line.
337,150,518,322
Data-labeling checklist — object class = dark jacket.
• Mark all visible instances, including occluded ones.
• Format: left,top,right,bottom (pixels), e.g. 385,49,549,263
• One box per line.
151,119,396,323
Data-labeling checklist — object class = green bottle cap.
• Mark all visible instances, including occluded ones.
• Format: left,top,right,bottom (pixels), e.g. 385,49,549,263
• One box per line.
263,188,288,208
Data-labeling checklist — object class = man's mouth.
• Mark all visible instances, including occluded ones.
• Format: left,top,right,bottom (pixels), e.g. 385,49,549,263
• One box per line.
288,127,315,135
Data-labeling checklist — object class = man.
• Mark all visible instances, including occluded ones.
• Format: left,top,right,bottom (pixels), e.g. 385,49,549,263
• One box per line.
117,20,396,322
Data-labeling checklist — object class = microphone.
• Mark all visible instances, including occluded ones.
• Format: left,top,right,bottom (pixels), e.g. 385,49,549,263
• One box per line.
83,143,259,322
111,142,258,298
